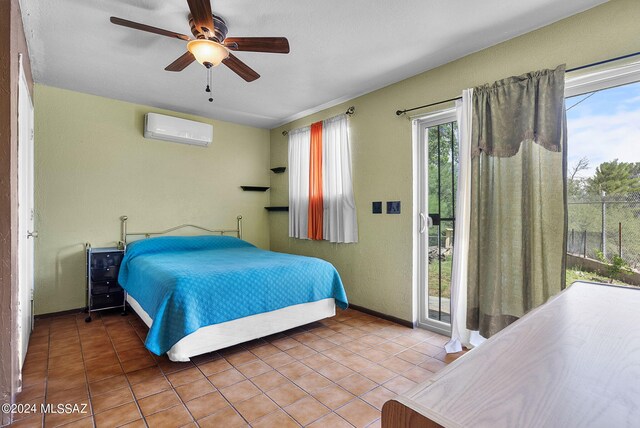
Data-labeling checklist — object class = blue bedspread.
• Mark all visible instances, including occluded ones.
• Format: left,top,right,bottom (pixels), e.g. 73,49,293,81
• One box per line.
118,235,348,355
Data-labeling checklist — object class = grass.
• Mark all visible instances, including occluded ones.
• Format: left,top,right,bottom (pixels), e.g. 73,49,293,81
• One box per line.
565,266,635,287
428,256,452,299
426,256,636,301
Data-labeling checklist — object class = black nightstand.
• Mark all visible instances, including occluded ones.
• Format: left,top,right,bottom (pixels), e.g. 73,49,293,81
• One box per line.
85,245,126,322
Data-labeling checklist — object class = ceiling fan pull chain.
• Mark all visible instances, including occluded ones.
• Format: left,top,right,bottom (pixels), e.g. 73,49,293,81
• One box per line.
206,66,213,102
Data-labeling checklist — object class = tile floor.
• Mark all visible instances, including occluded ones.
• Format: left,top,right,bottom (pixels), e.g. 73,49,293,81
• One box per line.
11,308,466,427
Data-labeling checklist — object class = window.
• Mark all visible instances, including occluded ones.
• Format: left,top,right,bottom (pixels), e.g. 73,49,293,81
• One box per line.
565,65,640,286
415,109,458,334
288,114,358,243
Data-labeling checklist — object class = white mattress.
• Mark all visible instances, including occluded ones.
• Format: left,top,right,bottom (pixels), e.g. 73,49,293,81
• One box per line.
127,295,336,361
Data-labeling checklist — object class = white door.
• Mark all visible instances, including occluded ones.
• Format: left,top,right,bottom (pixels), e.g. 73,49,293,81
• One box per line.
415,109,457,336
18,54,35,369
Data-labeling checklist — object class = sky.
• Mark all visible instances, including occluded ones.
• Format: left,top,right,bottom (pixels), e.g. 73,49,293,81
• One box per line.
566,80,640,178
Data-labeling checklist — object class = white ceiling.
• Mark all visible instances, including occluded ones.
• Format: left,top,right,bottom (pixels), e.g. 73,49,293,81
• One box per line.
20,0,606,128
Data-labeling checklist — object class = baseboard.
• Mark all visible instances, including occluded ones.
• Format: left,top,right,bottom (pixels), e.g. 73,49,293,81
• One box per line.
36,303,416,329
348,303,415,328
34,307,85,319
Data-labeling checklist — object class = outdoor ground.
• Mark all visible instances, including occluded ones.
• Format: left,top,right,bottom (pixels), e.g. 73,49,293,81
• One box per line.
565,266,636,287
428,256,637,302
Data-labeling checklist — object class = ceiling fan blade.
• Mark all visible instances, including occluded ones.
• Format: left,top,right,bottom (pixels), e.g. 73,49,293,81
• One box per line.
186,0,215,36
223,37,290,54
223,53,260,82
110,17,191,41
165,51,196,72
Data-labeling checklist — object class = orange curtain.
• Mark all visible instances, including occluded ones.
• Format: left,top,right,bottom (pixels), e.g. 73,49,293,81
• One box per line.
308,121,324,240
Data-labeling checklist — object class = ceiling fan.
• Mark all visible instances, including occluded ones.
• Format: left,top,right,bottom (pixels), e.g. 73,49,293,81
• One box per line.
110,0,290,100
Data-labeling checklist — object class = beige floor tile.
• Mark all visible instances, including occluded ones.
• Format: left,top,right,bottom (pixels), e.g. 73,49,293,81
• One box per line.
234,393,279,422
312,384,356,410
359,364,396,384
317,362,355,382
300,353,334,370
125,366,163,385
265,382,309,407
307,412,353,428
197,405,246,428
383,375,417,395
121,354,156,373
285,344,318,360
283,395,331,426
198,358,233,376
251,409,300,428
235,359,272,379
277,361,313,380
402,366,435,383
207,367,246,389
88,374,128,396
225,349,258,367
419,356,447,372
145,404,193,427
220,379,261,404
175,377,216,402
336,398,380,428
262,352,296,368
396,349,430,365
185,391,228,420
251,370,289,392
361,386,397,410
166,366,205,387
91,386,134,413
131,376,172,399
138,389,181,416
249,344,281,359
337,373,377,396
94,402,141,428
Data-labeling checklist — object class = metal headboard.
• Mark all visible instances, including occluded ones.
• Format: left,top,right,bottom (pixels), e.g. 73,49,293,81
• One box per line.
118,215,243,249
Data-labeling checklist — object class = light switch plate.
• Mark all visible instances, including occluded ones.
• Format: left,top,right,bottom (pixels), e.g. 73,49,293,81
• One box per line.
387,201,401,214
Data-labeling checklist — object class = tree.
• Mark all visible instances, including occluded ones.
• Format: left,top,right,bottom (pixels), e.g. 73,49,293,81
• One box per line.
427,122,457,221
568,156,590,199
587,159,640,195
569,157,590,181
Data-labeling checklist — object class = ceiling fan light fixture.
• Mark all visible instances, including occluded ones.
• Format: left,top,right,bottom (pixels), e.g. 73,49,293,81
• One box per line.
187,39,229,67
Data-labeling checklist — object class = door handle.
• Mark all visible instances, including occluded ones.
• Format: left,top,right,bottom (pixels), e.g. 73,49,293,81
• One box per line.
27,230,38,239
419,213,426,234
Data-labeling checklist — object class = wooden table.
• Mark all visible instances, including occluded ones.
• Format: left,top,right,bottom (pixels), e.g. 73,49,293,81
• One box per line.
382,282,640,428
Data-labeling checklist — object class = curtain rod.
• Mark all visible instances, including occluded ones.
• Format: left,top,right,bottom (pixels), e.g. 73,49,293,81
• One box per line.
282,106,355,136
395,50,640,116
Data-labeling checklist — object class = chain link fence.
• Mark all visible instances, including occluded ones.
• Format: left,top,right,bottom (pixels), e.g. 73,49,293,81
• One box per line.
567,193,640,271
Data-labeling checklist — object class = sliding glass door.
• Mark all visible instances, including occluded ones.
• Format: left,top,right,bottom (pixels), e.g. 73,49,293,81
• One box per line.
416,110,458,334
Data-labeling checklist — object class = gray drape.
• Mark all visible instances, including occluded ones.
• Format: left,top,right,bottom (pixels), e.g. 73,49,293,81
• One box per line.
467,65,567,338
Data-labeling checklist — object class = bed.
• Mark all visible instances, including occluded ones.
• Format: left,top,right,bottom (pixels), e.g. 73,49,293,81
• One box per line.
117,215,348,361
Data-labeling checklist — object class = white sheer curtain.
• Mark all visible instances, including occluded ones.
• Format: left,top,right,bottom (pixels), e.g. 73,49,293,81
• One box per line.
322,115,358,243
288,127,311,239
445,89,485,353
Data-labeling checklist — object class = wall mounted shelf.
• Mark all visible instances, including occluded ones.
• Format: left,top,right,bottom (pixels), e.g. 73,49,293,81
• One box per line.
265,206,289,212
270,167,286,174
241,186,270,192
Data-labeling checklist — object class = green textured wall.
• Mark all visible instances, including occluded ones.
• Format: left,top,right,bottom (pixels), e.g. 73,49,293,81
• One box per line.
268,0,640,322
34,85,270,314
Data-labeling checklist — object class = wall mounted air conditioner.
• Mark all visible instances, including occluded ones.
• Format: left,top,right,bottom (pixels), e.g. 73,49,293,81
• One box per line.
144,113,213,147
